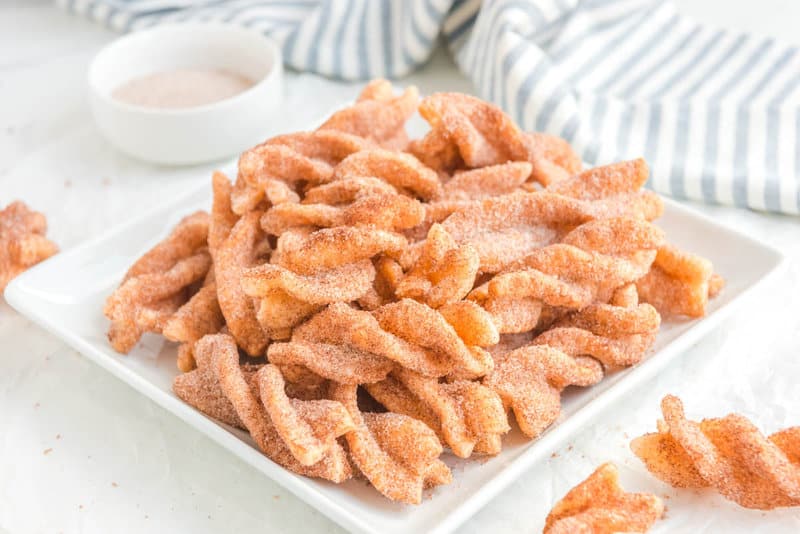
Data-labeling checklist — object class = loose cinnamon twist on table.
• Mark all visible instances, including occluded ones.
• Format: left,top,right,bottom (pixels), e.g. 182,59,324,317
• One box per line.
632,395,800,510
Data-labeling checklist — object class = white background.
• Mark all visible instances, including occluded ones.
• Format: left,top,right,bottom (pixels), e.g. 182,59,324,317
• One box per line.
1,1,799,532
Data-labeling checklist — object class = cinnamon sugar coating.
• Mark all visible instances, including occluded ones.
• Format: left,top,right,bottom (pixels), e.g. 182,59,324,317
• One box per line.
105,81,723,505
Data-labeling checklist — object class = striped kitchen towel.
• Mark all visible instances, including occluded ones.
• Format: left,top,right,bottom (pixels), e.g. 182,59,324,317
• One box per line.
61,0,800,214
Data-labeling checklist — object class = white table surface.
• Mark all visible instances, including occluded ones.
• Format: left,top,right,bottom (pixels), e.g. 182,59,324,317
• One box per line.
1,2,799,533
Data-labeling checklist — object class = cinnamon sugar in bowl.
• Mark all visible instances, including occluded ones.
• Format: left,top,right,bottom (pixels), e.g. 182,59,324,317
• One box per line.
89,24,283,165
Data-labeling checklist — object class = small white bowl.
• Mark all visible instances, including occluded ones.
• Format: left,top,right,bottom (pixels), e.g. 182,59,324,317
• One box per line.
88,23,283,165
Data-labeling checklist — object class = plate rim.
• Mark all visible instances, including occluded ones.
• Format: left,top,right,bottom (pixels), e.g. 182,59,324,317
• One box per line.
4,187,787,534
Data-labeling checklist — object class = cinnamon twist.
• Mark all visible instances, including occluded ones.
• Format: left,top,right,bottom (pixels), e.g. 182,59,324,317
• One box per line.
484,345,603,439
207,171,275,356
395,223,479,308
531,285,661,369
482,283,657,439
162,267,224,372
329,382,451,504
409,92,530,173
544,462,664,534
268,298,496,384
234,129,374,214
261,189,424,236
318,79,418,151
636,244,724,318
632,395,800,510
469,217,663,334
442,161,533,201
175,334,354,482
366,366,509,458
410,93,582,187
547,160,724,317
260,147,439,236
523,132,582,187
242,226,406,339
441,191,595,273
104,211,211,353
0,201,58,291
546,158,664,221
233,79,419,214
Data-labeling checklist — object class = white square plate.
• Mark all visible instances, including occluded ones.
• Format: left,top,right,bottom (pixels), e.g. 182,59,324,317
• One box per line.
5,180,785,534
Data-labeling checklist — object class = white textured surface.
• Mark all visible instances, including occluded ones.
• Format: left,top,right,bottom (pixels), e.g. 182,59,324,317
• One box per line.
1,2,799,533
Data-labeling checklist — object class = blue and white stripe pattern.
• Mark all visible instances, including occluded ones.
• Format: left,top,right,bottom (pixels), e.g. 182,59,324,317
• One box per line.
61,0,800,214
59,0,453,79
